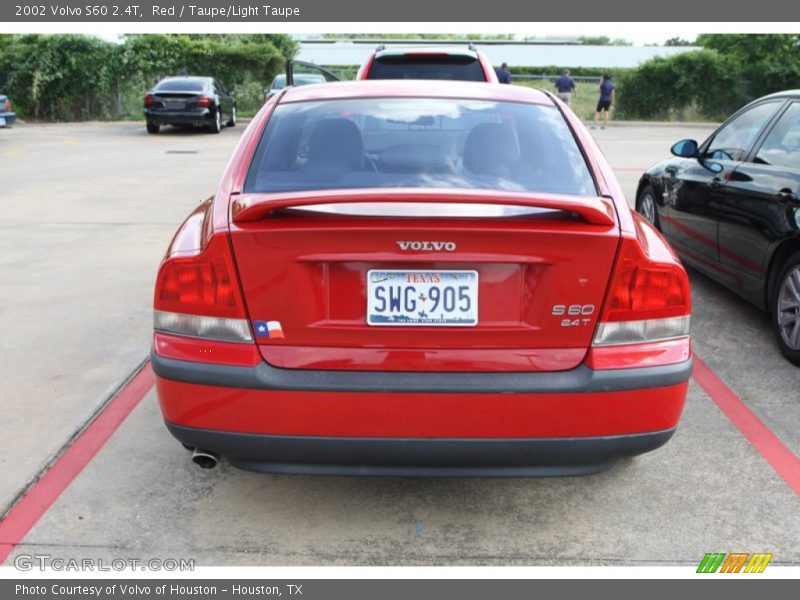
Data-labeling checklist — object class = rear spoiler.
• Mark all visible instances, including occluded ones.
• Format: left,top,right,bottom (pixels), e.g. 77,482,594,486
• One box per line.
231,189,616,226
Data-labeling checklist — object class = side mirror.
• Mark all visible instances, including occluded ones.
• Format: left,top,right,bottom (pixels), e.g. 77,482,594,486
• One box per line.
670,139,699,158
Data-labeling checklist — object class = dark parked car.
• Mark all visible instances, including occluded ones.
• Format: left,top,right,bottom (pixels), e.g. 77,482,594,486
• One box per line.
356,45,498,82
144,76,236,134
0,94,16,127
636,90,800,364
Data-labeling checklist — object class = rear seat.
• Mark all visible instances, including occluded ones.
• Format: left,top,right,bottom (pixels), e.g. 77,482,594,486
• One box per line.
378,144,456,174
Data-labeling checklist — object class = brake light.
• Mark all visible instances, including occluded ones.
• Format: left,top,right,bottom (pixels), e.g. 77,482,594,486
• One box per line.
144,94,154,107
154,234,252,342
5,99,11,112
197,96,213,107
593,236,691,346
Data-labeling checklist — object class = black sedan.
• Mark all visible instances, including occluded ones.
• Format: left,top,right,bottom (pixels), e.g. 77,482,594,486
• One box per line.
144,76,236,134
636,90,800,364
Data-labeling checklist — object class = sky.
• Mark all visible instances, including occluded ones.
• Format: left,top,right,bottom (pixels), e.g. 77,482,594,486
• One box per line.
523,23,800,45
513,24,713,45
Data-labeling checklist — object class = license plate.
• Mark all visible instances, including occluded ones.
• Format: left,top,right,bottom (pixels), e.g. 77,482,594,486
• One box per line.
165,100,185,110
367,270,478,326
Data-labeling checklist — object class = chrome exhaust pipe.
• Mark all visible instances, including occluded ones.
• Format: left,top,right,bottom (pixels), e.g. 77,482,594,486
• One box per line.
192,448,219,469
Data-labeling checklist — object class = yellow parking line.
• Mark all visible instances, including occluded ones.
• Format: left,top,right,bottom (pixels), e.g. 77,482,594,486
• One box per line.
1,149,24,158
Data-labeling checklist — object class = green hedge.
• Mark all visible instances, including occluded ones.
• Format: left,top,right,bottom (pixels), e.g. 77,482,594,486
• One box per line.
695,34,800,100
615,50,744,121
0,35,119,121
0,34,296,121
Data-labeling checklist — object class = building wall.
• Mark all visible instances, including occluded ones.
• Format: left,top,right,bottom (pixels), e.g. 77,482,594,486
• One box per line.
296,41,701,69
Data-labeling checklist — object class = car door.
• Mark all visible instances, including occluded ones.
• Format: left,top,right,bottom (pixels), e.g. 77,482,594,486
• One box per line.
720,100,800,304
665,101,783,268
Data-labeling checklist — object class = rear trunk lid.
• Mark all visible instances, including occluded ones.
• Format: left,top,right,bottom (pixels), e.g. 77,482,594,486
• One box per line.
150,92,203,111
229,191,620,372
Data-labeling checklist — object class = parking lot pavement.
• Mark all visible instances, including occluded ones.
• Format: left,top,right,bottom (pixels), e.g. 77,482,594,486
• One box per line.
689,270,800,454
5,379,799,566
0,122,244,512
2,121,798,567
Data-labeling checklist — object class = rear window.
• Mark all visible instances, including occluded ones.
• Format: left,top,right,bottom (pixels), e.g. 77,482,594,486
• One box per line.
244,98,596,197
155,78,207,92
368,54,486,81
270,75,287,91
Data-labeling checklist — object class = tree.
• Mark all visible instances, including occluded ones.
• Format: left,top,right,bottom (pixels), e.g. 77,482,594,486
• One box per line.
578,36,632,46
695,34,800,97
664,37,694,47
695,34,800,64
579,36,610,46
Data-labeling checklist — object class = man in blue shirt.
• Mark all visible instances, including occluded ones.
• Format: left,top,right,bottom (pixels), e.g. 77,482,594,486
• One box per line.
554,69,577,107
592,73,616,129
497,62,511,84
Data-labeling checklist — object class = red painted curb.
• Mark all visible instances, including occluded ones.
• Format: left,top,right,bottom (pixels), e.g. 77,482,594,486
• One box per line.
693,356,800,495
0,363,154,564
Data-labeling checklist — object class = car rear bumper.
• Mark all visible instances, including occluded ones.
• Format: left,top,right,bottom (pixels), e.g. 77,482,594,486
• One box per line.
0,112,16,126
152,351,692,394
145,109,213,125
153,350,691,474
166,423,676,476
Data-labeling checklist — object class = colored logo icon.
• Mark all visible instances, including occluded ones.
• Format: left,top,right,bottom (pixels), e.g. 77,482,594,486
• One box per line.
697,552,773,573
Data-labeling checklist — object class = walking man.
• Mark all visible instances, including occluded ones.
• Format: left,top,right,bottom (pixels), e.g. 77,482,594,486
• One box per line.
554,69,577,107
592,73,615,129
497,62,512,84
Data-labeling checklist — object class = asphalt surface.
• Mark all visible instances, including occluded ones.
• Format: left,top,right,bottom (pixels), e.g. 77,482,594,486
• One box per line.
1,120,798,567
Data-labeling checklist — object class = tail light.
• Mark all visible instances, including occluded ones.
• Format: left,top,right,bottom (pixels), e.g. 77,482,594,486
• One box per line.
5,99,11,112
197,96,213,107
144,94,154,107
154,234,252,343
593,236,691,347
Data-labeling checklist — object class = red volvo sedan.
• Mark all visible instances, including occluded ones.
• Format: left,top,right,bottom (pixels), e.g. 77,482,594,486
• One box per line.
152,80,692,476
